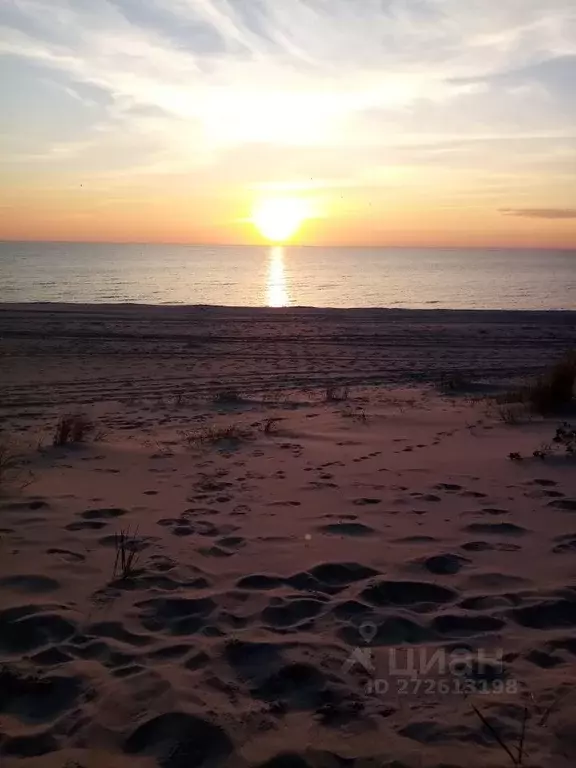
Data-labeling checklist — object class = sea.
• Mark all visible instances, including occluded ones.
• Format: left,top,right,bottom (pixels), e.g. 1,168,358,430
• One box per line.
0,241,574,310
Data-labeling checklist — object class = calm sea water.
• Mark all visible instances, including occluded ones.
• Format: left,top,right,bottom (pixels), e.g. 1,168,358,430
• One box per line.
0,241,574,310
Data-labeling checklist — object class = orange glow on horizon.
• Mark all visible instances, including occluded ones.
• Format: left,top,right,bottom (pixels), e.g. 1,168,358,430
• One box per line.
0,180,575,249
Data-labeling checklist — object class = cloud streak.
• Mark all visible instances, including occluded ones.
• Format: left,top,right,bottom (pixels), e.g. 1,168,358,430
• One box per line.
501,208,576,219
2,1,575,150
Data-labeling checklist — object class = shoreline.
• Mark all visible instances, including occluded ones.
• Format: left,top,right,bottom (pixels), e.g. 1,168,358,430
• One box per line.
2,303,576,411
3,301,576,314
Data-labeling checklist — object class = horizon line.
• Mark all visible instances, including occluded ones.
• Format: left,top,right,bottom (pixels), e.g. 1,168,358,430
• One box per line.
1,238,575,252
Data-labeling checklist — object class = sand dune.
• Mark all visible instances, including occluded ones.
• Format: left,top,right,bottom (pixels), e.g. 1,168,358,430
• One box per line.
1,305,576,767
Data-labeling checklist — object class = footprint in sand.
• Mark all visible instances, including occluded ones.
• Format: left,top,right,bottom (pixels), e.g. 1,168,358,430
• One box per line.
511,598,576,629
464,522,527,536
525,649,563,668
280,562,381,595
136,595,217,635
157,517,223,538
432,613,505,636
66,520,108,531
0,604,77,653
231,504,251,516
46,547,86,563
548,499,576,511
461,540,522,552
0,664,84,738
237,574,284,590
198,545,234,558
393,535,437,544
268,500,301,507
145,643,191,661
420,553,470,575
551,533,576,554
525,488,565,499
361,579,458,608
0,575,60,594
217,536,245,549
124,712,232,768
464,572,530,589
460,508,510,518
317,522,376,537
261,597,326,628
27,499,51,510
81,507,128,520
459,594,518,611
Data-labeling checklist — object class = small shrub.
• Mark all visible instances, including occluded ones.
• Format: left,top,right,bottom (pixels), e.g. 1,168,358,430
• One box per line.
552,423,576,455
325,385,349,402
262,417,283,434
341,406,367,423
93,427,108,442
527,352,576,415
494,389,527,405
213,390,243,405
0,441,20,488
496,404,525,425
439,372,470,392
262,389,288,405
533,440,553,460
173,392,187,407
182,423,253,447
53,413,94,446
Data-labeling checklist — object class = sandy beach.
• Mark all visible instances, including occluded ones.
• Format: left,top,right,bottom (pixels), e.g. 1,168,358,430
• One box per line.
1,304,576,768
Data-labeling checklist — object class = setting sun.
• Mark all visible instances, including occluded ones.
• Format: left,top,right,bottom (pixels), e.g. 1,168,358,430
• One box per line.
252,198,308,243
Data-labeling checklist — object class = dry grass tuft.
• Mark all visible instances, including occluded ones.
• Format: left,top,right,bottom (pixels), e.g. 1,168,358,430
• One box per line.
0,441,21,489
470,685,570,766
340,405,368,423
495,352,576,417
113,527,142,581
552,423,576,455
261,417,284,434
324,384,350,403
439,372,471,392
527,352,576,415
471,702,527,765
213,389,243,405
173,391,188,408
496,403,527,425
53,413,95,446
181,423,253,448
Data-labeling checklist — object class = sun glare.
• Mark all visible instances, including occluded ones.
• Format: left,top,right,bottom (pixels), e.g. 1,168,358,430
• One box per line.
252,198,308,242
267,246,290,307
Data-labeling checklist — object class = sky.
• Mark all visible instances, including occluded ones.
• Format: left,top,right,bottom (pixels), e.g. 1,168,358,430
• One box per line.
1,0,575,247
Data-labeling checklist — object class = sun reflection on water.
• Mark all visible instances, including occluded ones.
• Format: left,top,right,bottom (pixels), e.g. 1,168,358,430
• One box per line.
267,246,290,307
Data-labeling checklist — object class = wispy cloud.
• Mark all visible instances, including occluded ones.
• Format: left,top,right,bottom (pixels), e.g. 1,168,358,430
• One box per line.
2,1,575,153
501,208,576,219
0,0,575,244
